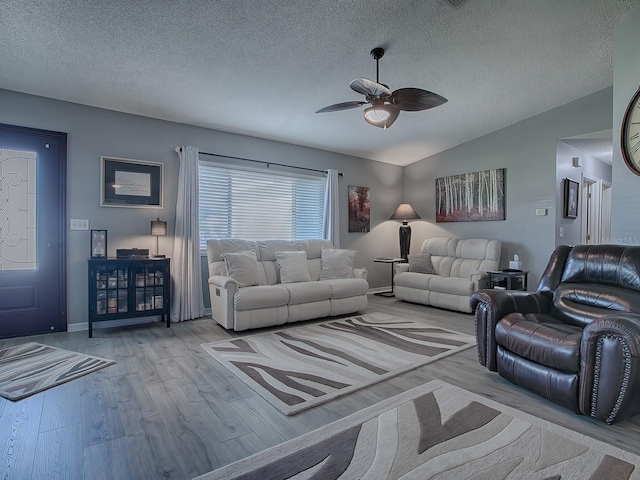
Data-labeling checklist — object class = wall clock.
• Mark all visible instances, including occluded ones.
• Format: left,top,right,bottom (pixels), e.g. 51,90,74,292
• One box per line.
621,84,640,176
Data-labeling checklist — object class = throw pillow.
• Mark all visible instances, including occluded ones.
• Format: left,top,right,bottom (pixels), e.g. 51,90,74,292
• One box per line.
320,248,357,279
275,251,311,283
408,253,435,274
222,251,261,287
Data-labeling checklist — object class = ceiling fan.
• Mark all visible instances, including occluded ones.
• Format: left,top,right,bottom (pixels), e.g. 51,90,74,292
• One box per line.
315,47,448,129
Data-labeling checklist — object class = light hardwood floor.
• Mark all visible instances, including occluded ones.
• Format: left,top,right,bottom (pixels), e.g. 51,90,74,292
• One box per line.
1,295,639,479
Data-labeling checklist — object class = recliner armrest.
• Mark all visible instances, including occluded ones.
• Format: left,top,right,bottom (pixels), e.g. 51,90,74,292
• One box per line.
580,313,640,423
582,313,640,356
208,275,239,329
470,290,551,371
470,270,488,281
395,263,410,274
470,270,489,289
209,275,239,289
353,268,368,280
470,289,551,318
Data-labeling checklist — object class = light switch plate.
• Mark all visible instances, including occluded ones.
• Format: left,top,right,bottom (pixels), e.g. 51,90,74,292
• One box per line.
535,208,547,216
70,219,89,230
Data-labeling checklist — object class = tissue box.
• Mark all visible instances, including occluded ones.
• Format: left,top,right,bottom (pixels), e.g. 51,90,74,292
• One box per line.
509,261,523,270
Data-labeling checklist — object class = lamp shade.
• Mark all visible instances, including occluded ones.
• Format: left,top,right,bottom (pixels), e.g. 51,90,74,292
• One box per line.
150,218,167,236
389,204,421,221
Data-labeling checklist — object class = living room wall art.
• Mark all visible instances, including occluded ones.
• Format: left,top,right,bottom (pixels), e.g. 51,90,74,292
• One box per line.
563,178,579,219
101,156,163,208
348,185,370,232
436,168,505,222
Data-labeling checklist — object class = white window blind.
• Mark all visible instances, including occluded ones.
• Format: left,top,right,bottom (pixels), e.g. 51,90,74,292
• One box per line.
199,162,325,250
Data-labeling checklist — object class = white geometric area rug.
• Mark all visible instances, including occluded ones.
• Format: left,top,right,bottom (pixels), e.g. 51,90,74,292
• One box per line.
195,380,640,480
201,312,475,415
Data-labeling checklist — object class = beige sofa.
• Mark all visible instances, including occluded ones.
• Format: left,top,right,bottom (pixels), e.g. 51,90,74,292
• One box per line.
394,237,501,313
206,238,369,331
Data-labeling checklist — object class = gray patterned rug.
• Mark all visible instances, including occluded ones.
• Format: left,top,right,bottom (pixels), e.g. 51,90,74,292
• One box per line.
0,342,115,401
201,312,475,415
195,380,640,480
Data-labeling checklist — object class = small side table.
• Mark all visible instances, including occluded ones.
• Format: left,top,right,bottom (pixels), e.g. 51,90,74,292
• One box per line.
374,257,404,297
488,270,529,291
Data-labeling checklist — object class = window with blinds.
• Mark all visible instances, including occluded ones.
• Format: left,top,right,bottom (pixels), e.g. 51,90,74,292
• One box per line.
199,162,325,250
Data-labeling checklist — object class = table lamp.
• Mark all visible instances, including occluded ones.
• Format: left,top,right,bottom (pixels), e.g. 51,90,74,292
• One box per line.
389,204,421,261
150,218,167,258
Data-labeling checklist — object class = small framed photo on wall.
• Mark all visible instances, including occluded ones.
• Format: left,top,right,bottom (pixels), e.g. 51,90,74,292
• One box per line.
563,179,579,219
91,230,107,258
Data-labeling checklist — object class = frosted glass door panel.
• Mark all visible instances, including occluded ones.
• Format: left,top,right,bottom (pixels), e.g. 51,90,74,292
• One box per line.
0,148,36,270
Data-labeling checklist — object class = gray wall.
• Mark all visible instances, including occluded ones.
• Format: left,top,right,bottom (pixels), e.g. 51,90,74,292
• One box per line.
0,88,403,327
403,87,614,289
555,141,612,247
611,2,640,244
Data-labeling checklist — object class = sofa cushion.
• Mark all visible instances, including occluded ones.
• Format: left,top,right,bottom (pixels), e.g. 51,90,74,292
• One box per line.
408,253,435,274
256,240,298,261
427,276,474,296
322,278,369,299
320,248,356,279
295,239,333,259
234,285,289,310
394,272,433,289
495,313,582,372
222,251,261,287
281,281,332,305
207,238,256,276
276,251,311,283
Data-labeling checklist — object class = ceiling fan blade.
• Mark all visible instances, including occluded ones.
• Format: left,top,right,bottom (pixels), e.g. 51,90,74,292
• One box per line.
315,101,368,113
389,88,448,111
350,78,392,98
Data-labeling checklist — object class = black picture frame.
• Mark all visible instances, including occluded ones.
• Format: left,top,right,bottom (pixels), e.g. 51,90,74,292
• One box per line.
91,229,107,258
563,179,579,219
101,156,163,208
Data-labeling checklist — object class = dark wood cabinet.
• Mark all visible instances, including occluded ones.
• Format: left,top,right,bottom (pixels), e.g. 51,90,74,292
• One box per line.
88,258,170,337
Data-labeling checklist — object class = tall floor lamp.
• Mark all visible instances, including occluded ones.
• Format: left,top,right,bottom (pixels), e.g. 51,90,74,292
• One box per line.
390,204,421,262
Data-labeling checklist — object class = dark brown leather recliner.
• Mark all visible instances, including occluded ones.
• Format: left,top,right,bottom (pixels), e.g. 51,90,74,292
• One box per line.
470,244,640,424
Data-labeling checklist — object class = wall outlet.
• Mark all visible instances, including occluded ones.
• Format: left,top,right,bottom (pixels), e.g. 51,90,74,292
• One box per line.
535,208,547,216
559,227,564,238
70,219,89,230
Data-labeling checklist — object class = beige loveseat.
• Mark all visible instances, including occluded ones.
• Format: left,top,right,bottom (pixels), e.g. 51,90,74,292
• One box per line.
206,239,369,331
394,237,501,313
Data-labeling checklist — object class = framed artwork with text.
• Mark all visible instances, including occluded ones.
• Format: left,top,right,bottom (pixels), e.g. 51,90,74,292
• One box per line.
101,156,163,208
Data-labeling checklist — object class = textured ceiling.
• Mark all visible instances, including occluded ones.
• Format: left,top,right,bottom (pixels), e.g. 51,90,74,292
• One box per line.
1,0,637,166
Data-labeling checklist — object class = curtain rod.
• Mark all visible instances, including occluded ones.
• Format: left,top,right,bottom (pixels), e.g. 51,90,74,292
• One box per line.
175,147,343,176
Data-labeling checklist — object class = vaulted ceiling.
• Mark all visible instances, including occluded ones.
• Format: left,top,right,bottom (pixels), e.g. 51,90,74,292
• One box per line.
1,0,637,165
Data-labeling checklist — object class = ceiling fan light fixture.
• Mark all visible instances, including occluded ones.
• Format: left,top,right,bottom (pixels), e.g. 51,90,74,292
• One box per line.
363,105,392,125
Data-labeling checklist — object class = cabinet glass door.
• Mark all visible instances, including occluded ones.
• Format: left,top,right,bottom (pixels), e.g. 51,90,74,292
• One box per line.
95,263,129,315
133,263,165,312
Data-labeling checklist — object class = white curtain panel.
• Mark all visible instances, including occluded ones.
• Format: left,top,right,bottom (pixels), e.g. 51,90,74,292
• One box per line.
322,169,340,248
171,146,205,322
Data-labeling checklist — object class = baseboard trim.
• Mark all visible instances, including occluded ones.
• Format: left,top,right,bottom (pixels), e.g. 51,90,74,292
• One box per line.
67,316,165,333
67,308,213,332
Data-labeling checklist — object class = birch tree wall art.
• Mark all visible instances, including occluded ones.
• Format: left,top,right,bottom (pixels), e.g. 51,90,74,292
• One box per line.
435,168,505,222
